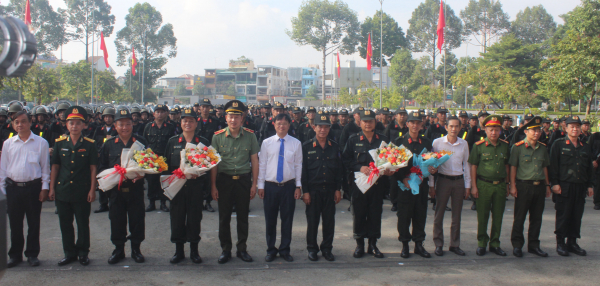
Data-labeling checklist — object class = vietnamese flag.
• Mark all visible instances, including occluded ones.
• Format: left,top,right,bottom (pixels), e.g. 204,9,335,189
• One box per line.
99,32,109,68
336,52,341,78
367,33,372,70
24,0,32,27
131,47,137,76
437,0,445,54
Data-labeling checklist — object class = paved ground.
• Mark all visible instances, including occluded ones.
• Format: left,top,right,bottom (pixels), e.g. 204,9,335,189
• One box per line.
3,194,600,285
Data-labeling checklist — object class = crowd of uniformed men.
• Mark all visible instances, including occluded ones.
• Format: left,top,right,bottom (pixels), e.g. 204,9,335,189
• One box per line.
0,98,596,268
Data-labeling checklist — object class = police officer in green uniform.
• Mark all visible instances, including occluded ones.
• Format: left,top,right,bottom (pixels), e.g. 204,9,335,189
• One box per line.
164,108,209,264
342,109,391,259
468,115,510,256
50,106,98,266
549,115,594,256
210,100,259,264
508,116,551,258
298,106,317,143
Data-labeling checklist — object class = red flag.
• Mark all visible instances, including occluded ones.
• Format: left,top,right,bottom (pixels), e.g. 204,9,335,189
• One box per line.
99,32,109,68
437,0,445,54
131,47,137,76
24,0,31,26
367,33,372,71
336,52,341,78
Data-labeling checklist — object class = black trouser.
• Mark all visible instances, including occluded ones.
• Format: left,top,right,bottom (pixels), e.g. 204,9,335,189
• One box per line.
554,183,587,239
6,179,42,259
170,178,204,244
594,175,600,206
389,176,398,204
264,180,296,255
397,180,429,242
109,181,146,246
147,174,167,202
56,200,91,257
342,172,351,199
216,173,251,252
202,176,212,204
98,188,109,206
351,181,383,239
306,186,336,253
511,182,545,249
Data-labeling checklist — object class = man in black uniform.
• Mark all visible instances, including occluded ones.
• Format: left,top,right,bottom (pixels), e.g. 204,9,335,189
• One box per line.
458,111,470,140
99,107,148,264
131,107,145,136
376,107,390,132
549,115,594,256
298,106,317,143
548,117,566,148
195,98,221,212
140,108,151,126
540,117,552,145
509,113,534,146
258,102,295,145
580,119,591,143
291,107,306,132
466,110,489,150
339,107,363,150
216,104,227,128
330,109,346,144
50,103,71,144
93,107,119,213
501,115,512,141
254,103,272,131
168,107,183,134
143,104,177,212
31,106,53,144
424,106,448,141
384,107,409,211
469,114,478,129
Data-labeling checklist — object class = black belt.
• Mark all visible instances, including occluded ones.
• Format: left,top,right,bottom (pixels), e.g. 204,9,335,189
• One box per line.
266,179,295,187
477,176,505,185
6,178,42,187
516,179,545,186
438,174,464,181
219,173,251,180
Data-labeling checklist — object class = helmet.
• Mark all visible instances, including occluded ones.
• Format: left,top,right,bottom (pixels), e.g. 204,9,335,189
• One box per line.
0,108,7,117
8,103,23,113
103,107,116,116
56,102,71,113
34,106,48,116
84,106,94,117
131,107,142,115
114,107,132,121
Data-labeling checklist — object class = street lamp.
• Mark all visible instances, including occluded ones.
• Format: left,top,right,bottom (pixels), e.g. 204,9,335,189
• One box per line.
378,0,384,109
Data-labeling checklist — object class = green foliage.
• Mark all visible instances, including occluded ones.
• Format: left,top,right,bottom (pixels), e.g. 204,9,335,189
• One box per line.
410,56,434,88
358,12,407,67
306,84,317,97
436,52,458,88
60,60,91,103
460,0,510,53
411,85,443,107
389,48,416,91
21,65,62,104
192,83,205,95
64,0,116,60
338,87,357,106
226,84,236,96
174,84,187,96
511,5,557,48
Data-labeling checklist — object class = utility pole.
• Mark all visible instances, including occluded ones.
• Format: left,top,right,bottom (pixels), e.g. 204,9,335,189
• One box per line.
379,0,384,109
141,30,146,105
465,43,468,108
443,0,447,105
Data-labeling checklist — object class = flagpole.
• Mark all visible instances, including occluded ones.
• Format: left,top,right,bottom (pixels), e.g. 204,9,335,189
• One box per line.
90,4,95,105
379,0,384,109
141,31,146,105
443,0,447,104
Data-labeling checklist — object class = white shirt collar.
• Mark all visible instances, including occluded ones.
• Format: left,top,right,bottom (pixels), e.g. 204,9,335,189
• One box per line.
277,134,291,141
443,136,461,146
14,131,35,143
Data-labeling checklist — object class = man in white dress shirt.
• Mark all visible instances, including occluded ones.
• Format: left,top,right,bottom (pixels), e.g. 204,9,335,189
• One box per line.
258,113,302,262
0,110,51,268
429,115,471,257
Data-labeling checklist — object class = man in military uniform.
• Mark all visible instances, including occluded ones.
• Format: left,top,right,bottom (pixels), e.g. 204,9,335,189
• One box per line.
291,107,306,132
508,116,551,258
195,98,221,212
540,117,552,145
98,107,149,264
164,108,209,264
580,119,591,143
140,108,151,125
425,106,448,141
298,106,317,143
329,109,339,125
131,107,145,136
92,106,115,215
50,102,71,144
457,111,470,140
342,109,391,259
469,114,478,129
394,111,435,259
330,109,346,144
258,102,295,145
0,104,22,153
501,115,512,141
254,103,272,130
384,107,408,142
143,104,177,212
168,107,183,134
466,110,489,150
31,106,53,144
339,107,363,150
49,106,98,266
211,100,259,264
589,125,600,210
215,104,227,128
549,115,594,256
375,107,390,132
509,113,534,146
468,115,511,256
302,113,343,262
548,117,566,148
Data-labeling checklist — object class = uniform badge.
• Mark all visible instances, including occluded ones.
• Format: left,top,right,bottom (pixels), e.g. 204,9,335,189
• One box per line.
233,102,239,107
321,116,326,120
120,110,127,115
78,149,86,152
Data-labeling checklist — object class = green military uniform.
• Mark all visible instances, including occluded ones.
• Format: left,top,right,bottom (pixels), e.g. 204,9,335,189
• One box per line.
509,117,550,254
468,115,510,251
52,106,98,261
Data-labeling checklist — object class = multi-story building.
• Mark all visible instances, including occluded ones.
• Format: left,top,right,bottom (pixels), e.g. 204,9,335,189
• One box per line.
154,74,204,97
257,65,287,103
333,60,373,95
287,67,322,97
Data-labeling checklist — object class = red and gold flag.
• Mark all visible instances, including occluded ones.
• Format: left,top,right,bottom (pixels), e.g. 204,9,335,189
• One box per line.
367,33,372,71
131,47,137,76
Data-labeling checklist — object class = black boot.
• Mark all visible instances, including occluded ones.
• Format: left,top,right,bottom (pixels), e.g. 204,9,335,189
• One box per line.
353,238,365,258
145,200,156,212
170,243,185,264
556,237,569,256
160,200,170,212
391,203,398,212
414,241,431,258
190,243,202,264
400,241,410,258
108,245,125,264
95,203,109,213
367,238,384,258
131,243,145,263
567,238,587,256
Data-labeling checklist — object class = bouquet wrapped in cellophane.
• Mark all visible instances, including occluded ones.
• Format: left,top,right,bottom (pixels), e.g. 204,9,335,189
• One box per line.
399,148,453,195
354,142,412,194
160,143,221,200
97,141,168,191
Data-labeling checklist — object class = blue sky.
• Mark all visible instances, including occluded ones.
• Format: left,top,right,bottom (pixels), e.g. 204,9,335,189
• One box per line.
48,0,581,79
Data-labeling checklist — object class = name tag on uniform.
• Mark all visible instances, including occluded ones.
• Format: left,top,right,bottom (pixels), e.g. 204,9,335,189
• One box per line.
562,148,570,151
482,153,490,156
308,151,316,154
61,148,69,151
121,188,129,193
78,149,86,152
356,143,363,146
174,146,182,149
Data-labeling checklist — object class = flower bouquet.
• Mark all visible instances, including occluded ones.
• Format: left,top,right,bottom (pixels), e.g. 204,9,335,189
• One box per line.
160,143,221,200
399,148,453,195
354,142,413,194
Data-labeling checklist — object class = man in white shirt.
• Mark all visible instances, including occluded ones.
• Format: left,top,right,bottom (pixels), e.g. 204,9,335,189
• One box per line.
429,115,471,257
0,110,51,268
258,113,302,263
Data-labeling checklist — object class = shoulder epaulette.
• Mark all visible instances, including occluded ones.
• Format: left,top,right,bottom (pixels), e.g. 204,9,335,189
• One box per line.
475,140,485,145
243,127,254,133
83,137,95,143
515,140,525,146
499,139,508,144
214,129,226,135
55,137,67,142
539,142,546,146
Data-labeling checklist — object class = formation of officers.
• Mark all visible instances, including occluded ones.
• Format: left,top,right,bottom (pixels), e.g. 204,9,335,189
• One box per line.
0,98,596,269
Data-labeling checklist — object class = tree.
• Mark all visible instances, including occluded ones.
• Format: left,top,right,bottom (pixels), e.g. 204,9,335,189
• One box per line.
338,87,357,106
174,84,186,96
306,84,317,98
114,3,177,96
225,84,236,96
436,52,458,88
407,0,463,73
358,12,407,67
389,48,416,90
411,85,443,107
4,0,68,56
460,0,510,53
511,5,557,48
60,60,91,103
409,56,434,88
192,83,205,95
64,0,116,61
287,0,360,101
94,70,125,102
18,64,61,104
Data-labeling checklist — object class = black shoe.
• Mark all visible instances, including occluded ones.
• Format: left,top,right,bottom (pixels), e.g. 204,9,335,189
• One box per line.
308,251,318,261
265,253,276,262
367,239,384,258
322,251,335,261
471,203,476,211
476,247,486,256
55,208,58,214
391,203,398,212
489,247,507,256
95,204,109,213
218,251,232,264
414,242,431,258
347,205,351,212
594,205,600,210
204,202,215,212
280,253,294,262
79,256,90,266
27,257,40,267
434,246,443,256
108,247,125,264
556,237,569,256
170,243,185,264
131,247,145,263
354,239,365,258
160,201,170,212
432,203,436,211
236,251,253,262
567,238,587,256
190,244,202,264
58,256,78,266
513,248,523,258
7,257,22,268
528,247,548,257
145,201,156,212
445,206,451,211
449,247,465,256
401,242,410,258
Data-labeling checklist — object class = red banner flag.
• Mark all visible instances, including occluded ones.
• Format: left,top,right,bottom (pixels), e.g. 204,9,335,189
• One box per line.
24,0,31,26
336,52,341,78
367,33,372,71
437,0,445,54
131,47,137,76
100,32,109,68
